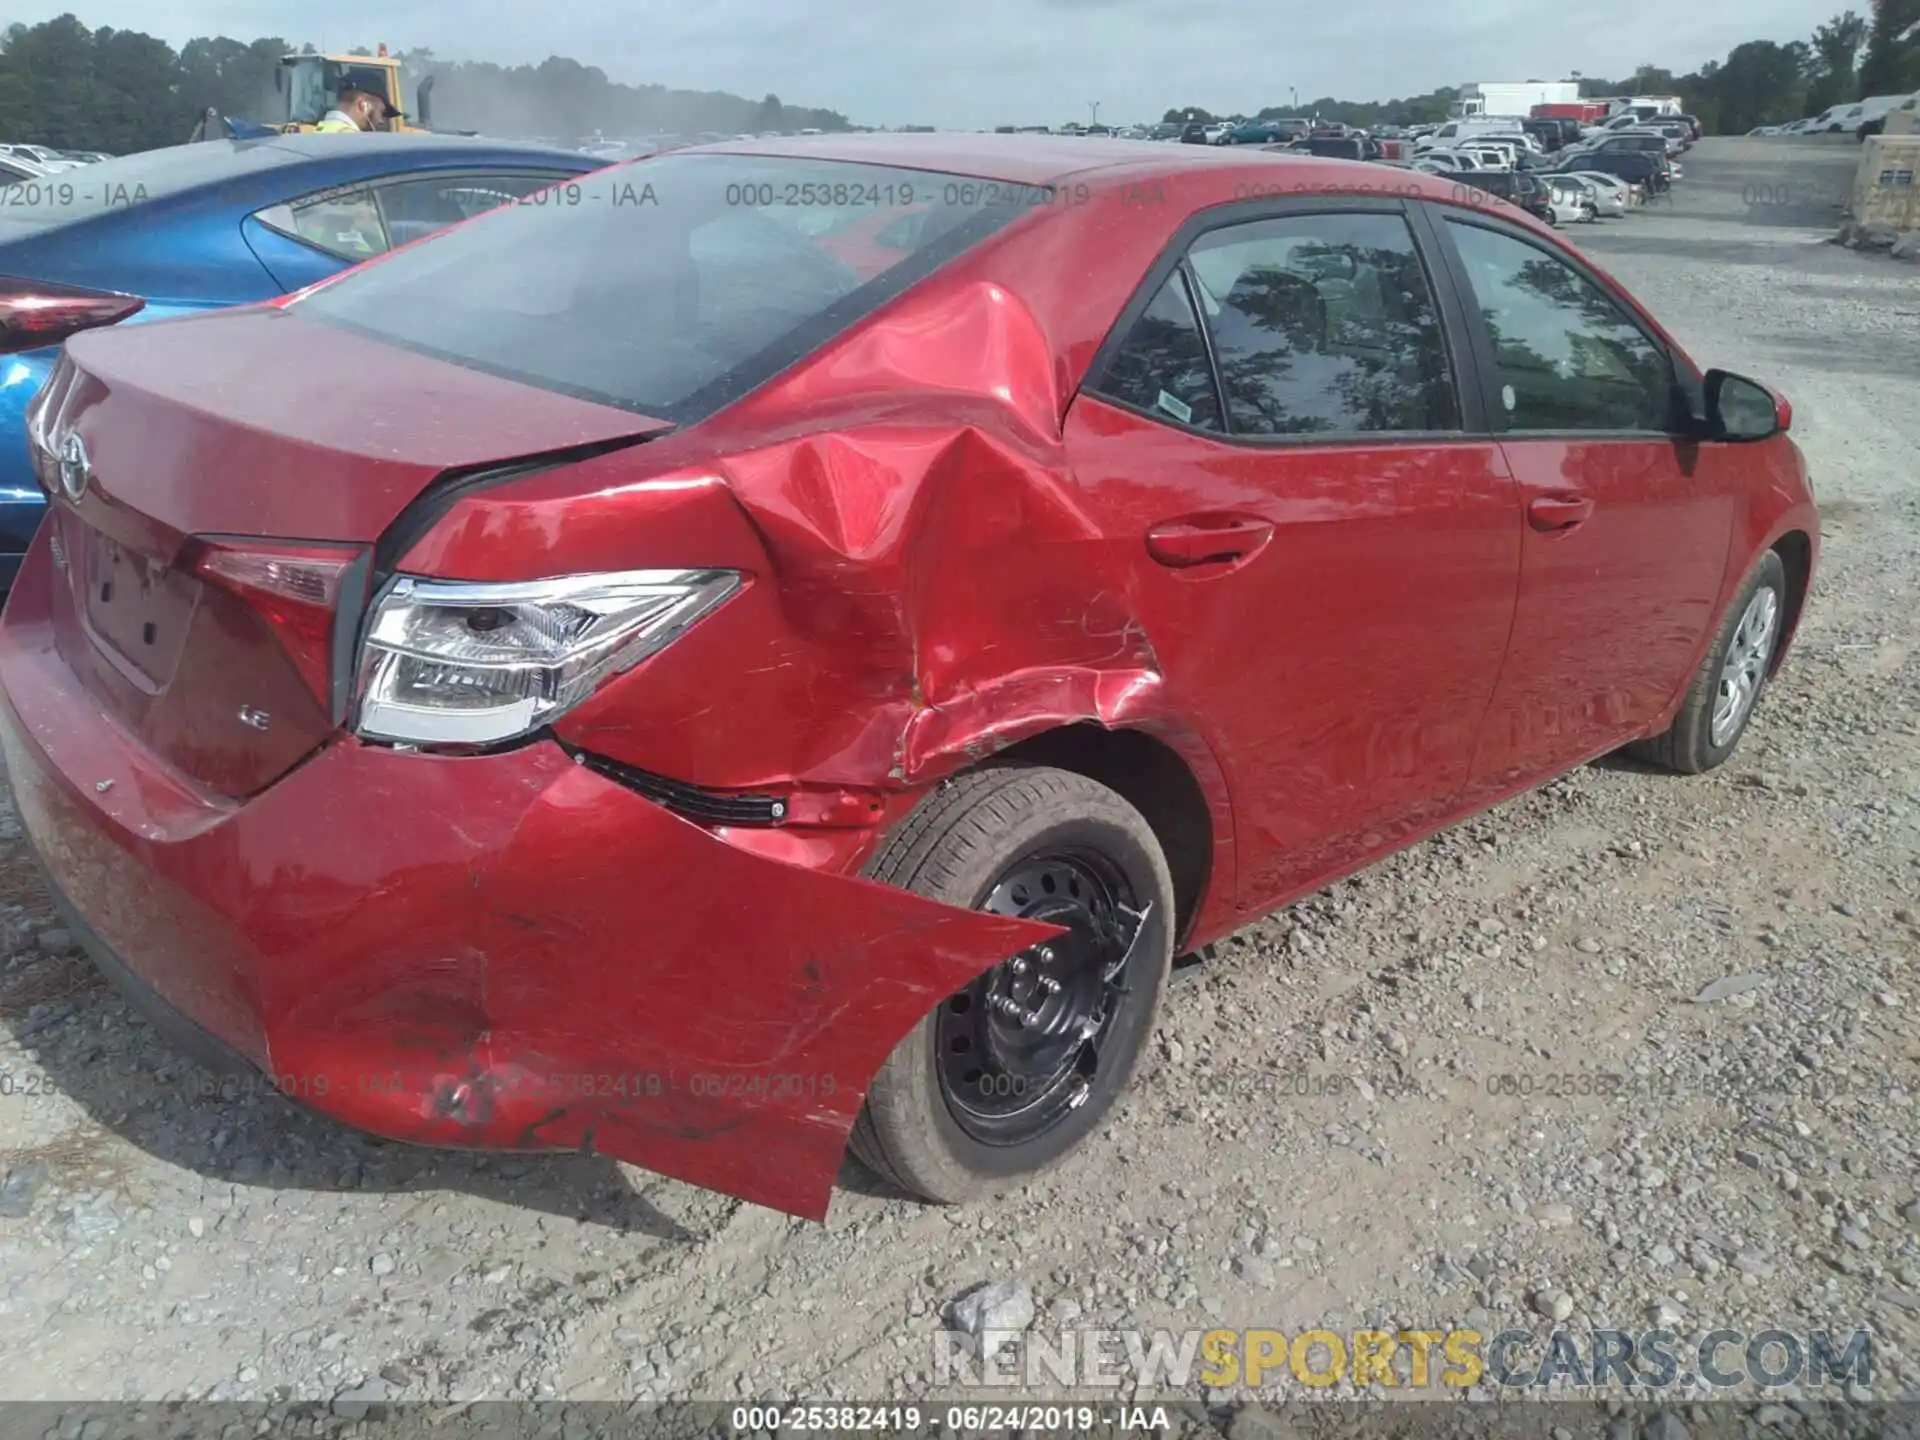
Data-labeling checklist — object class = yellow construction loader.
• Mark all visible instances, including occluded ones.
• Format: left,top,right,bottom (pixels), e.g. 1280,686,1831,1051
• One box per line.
190,44,461,142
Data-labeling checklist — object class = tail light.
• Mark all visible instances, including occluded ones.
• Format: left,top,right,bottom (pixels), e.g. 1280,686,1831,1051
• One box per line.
186,539,367,716
23,353,77,487
353,570,742,749
0,276,144,356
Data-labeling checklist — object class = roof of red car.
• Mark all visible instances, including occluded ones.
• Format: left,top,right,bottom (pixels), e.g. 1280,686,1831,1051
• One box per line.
682,132,1463,197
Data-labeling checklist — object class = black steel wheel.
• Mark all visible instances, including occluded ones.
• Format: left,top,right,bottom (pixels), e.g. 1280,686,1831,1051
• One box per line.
849,766,1175,1203
936,848,1147,1146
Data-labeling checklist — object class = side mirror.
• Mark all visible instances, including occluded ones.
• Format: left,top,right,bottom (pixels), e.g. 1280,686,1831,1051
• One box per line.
1704,369,1789,441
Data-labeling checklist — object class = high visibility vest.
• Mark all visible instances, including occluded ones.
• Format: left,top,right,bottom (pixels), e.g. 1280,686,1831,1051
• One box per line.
314,111,359,133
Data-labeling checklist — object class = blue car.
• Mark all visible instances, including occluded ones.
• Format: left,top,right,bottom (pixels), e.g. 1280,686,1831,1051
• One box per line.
0,132,606,583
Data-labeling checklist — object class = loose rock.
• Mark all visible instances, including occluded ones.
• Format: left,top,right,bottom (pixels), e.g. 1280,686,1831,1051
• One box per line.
1532,1290,1574,1323
947,1280,1035,1361
1692,973,1769,1004
1232,1256,1276,1288
0,1162,47,1220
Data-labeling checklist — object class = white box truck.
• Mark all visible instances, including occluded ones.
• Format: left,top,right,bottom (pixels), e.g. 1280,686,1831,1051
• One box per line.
1456,81,1582,118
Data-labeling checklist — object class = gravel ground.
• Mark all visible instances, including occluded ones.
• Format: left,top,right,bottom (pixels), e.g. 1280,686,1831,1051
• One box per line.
0,136,1915,1414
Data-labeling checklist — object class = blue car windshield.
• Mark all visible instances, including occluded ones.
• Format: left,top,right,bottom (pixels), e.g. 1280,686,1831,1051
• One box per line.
0,141,301,228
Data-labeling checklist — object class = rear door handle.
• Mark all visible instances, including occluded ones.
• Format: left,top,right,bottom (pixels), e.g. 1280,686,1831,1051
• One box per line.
1527,494,1595,532
1145,515,1274,568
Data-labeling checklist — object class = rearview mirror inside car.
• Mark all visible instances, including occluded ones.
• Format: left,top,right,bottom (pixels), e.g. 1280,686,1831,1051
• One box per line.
1705,369,1789,441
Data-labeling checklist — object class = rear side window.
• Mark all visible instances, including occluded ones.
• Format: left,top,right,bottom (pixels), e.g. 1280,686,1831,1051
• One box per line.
263,186,385,259
1095,272,1221,430
295,156,1026,422
256,171,574,261
376,172,571,248
1184,212,1459,435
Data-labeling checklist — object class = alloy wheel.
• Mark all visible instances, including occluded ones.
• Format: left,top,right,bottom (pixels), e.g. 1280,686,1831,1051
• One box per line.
1711,585,1781,746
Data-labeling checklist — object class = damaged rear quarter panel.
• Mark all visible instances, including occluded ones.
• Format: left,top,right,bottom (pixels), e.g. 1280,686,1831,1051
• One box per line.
404,168,1243,899
411,188,1220,802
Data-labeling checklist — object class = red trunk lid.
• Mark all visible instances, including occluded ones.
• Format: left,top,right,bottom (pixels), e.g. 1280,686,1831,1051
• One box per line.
31,308,670,798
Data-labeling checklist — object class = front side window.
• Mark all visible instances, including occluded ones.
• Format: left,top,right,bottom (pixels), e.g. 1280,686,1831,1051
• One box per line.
1094,271,1222,431
1444,219,1676,432
1183,211,1459,436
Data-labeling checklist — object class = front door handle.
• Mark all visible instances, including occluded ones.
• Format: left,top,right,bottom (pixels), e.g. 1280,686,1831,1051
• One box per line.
1527,494,1595,532
1145,515,1274,568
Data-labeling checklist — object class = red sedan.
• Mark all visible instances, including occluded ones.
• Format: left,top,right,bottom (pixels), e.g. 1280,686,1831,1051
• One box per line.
1,137,1816,1220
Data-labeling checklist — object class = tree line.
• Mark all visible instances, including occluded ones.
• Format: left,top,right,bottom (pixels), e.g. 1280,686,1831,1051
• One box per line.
1162,0,1918,135
0,13,852,155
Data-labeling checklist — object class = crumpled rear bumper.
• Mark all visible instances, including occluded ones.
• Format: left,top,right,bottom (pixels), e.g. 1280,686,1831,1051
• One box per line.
0,607,1054,1220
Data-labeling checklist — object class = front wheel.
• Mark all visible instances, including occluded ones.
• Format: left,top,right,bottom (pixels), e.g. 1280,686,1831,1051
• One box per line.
1629,549,1787,774
849,766,1174,1203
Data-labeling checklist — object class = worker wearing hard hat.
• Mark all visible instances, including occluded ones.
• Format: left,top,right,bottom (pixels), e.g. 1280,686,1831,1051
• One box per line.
315,89,399,132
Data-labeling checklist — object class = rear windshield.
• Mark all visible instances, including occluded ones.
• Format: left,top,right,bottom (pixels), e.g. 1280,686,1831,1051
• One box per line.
0,141,300,227
296,154,1038,423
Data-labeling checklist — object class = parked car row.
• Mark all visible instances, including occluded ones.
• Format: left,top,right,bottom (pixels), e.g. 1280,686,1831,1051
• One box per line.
1750,92,1920,140
1379,112,1693,227
0,144,114,181
1155,104,1704,222
1419,112,1695,160
2,144,113,167
566,129,830,162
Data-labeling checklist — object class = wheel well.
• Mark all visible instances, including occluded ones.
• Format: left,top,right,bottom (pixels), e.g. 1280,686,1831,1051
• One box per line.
1771,530,1813,675
993,724,1214,949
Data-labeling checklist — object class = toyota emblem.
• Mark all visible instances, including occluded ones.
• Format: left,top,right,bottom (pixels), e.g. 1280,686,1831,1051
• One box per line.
56,432,91,502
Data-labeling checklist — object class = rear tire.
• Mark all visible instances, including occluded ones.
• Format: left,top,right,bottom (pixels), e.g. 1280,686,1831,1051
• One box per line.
849,766,1174,1204
1629,549,1787,774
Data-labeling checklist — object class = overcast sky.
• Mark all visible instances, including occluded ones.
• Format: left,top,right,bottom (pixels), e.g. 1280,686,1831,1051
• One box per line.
21,0,1847,128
